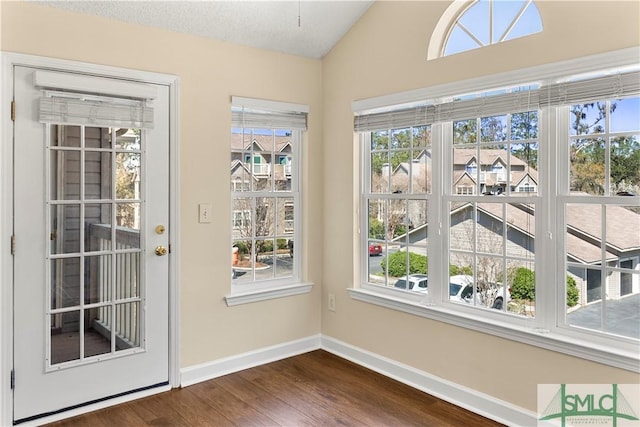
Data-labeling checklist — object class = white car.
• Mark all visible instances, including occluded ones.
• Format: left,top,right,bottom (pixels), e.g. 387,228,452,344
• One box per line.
393,274,428,293
449,275,510,309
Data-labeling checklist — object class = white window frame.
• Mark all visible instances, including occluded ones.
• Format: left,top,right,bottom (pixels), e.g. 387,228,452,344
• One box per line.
226,97,312,306
427,0,543,60
350,47,640,372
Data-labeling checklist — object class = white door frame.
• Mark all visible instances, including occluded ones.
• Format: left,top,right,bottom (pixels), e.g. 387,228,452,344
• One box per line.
0,52,181,425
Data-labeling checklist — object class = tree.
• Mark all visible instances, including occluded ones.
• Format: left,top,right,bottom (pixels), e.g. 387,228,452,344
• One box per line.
510,111,539,170
454,119,477,144
481,116,506,142
233,197,275,262
567,102,635,194
115,129,141,228
368,218,384,239
611,136,640,189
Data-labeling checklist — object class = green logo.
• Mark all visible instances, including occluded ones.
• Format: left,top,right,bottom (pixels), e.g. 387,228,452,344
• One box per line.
539,384,639,427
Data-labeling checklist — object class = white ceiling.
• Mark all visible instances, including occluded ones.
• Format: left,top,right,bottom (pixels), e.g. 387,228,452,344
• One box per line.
35,0,374,59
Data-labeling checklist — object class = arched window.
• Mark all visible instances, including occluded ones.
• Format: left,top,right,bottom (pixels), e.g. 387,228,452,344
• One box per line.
428,0,542,59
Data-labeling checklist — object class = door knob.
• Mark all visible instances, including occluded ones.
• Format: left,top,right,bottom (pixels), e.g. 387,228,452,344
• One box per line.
155,245,168,256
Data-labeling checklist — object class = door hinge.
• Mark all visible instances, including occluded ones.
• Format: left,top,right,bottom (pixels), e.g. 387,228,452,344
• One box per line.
10,100,16,122
10,369,15,390
10,235,15,256
168,244,172,254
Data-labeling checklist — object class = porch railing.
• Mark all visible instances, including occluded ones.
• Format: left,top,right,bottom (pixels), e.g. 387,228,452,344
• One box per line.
89,223,141,350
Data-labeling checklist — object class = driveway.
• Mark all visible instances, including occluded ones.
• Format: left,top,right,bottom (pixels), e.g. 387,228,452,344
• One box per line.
567,293,640,339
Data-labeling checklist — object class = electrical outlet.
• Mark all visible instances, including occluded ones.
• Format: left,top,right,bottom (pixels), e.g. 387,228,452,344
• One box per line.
328,293,336,312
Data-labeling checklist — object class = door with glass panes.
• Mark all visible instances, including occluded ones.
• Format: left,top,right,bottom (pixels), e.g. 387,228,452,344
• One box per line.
12,66,170,423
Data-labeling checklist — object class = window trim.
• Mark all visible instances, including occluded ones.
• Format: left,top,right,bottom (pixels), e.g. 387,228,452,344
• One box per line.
353,47,640,372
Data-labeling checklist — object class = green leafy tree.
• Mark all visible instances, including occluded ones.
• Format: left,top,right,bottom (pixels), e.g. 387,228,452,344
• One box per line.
510,111,539,170
454,119,477,144
368,218,384,239
569,102,620,194
611,136,640,188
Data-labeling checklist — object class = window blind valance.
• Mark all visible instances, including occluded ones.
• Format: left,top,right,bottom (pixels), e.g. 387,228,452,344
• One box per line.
39,96,154,129
539,71,640,107
354,70,640,132
231,96,308,130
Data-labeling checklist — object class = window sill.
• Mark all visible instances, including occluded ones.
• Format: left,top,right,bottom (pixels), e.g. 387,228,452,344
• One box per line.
348,287,640,373
225,282,314,306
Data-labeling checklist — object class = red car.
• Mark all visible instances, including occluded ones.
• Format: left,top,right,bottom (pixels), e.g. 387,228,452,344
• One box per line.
368,243,383,256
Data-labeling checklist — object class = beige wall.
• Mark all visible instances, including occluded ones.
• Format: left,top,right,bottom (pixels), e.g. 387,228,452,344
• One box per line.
322,0,640,412
2,0,639,417
1,1,323,367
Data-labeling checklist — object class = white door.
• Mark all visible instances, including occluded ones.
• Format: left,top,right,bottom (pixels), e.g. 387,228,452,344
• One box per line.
12,66,170,423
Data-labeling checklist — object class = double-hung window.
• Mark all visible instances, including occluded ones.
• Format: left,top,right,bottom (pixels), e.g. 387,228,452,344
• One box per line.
229,97,309,303
355,50,640,370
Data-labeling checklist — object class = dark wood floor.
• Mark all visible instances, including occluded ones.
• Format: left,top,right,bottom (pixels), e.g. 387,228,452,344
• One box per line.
48,350,502,426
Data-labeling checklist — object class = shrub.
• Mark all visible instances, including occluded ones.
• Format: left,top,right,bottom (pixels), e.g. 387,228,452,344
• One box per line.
566,275,579,307
234,241,250,255
277,238,288,250
450,264,473,276
382,251,427,277
510,267,536,300
259,240,274,253
510,267,580,307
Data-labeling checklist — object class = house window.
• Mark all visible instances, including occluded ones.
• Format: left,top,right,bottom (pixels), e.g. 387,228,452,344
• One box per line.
465,162,477,174
283,202,294,233
518,182,535,192
230,97,307,296
437,0,543,58
232,210,251,229
354,54,639,369
456,186,474,195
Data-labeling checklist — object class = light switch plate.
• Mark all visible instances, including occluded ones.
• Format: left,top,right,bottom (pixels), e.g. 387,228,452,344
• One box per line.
199,203,212,223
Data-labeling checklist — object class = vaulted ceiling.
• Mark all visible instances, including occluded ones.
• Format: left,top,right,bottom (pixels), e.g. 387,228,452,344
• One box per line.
36,1,375,59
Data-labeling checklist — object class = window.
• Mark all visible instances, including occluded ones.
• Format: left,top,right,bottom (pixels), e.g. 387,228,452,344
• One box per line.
354,51,639,370
456,186,474,195
563,95,640,335
365,125,431,294
229,97,309,302
449,107,538,314
444,0,542,56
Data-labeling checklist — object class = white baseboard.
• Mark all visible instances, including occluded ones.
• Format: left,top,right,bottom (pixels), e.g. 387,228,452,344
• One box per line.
180,334,322,387
179,333,536,426
321,335,537,427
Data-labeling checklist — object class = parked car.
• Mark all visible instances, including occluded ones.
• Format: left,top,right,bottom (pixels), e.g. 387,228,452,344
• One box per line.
394,274,428,293
449,275,510,309
368,243,383,256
